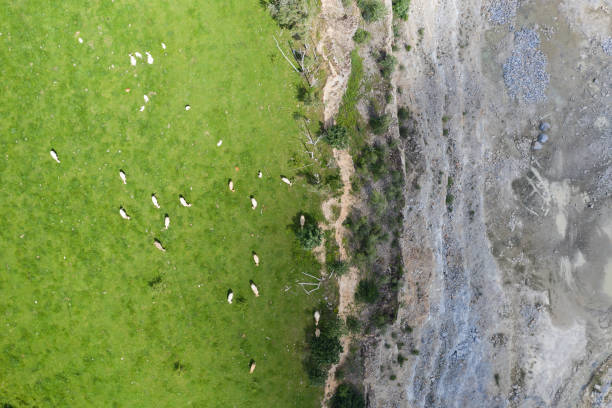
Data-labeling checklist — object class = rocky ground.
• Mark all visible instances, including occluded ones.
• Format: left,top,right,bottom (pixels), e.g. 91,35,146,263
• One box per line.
320,0,611,406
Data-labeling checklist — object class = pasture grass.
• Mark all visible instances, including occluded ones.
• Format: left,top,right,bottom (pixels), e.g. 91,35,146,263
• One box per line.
0,1,325,406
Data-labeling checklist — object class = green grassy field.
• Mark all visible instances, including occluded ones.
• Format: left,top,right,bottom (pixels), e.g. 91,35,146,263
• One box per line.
0,1,325,406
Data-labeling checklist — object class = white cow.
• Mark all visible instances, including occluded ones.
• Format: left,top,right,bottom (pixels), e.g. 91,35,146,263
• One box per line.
143,94,149,103
151,194,160,209
257,170,262,178
179,195,192,207
250,282,259,297
249,361,256,374
129,54,137,66
145,51,154,64
134,52,142,59
314,311,320,326
119,170,127,184
281,176,292,186
227,290,234,304
300,214,305,229
119,207,131,220
228,180,235,192
253,253,260,267
50,149,60,163
250,197,257,210
164,214,170,230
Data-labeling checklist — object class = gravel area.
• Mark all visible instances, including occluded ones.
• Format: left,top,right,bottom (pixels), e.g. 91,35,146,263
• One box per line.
488,0,519,25
503,28,550,102
603,37,612,56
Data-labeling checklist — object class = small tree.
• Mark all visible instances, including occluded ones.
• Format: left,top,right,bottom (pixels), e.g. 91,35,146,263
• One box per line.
379,52,397,79
331,383,366,408
355,278,379,303
357,0,386,23
324,125,349,148
353,28,371,44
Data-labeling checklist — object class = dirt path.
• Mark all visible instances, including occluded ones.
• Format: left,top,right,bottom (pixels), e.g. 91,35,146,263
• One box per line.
316,0,361,404
321,149,358,404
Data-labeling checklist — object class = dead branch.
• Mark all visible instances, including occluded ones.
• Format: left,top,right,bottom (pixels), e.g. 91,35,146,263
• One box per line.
273,35,299,74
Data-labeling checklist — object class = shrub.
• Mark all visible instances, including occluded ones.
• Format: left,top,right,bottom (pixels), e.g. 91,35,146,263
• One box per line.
410,349,419,355
398,107,410,121
266,0,308,31
355,278,379,303
306,309,344,384
297,84,316,105
379,53,397,79
369,113,390,135
328,259,349,276
353,28,371,44
346,315,362,333
331,383,365,408
392,0,411,20
294,214,323,249
325,171,343,191
397,353,406,366
357,0,386,23
324,125,349,148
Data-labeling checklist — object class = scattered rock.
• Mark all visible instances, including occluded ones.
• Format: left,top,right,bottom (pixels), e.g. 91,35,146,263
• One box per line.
537,133,549,143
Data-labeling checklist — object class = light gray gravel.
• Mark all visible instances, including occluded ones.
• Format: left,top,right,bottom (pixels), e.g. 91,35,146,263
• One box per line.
488,0,519,25
503,28,550,103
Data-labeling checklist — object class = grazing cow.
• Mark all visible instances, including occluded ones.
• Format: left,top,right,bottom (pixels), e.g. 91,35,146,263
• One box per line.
179,195,192,207
164,214,170,230
227,289,234,304
50,149,60,163
119,207,130,220
280,176,292,186
300,214,305,229
143,94,149,103
185,105,191,111
161,42,166,50
249,360,256,374
253,252,259,266
228,179,235,192
216,140,223,147
257,170,262,178
250,196,257,210
134,52,142,59
154,239,166,252
315,328,321,338
151,194,160,209
129,54,137,66
145,51,154,64
119,170,127,184
139,105,145,112
314,311,320,326
250,281,259,297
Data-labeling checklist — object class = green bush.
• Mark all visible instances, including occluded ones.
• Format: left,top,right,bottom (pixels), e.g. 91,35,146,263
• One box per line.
346,315,362,333
398,107,410,121
325,171,343,191
331,383,365,408
297,84,316,105
324,125,349,148
328,259,349,276
369,113,390,135
294,214,323,250
355,278,379,303
306,309,344,384
353,28,371,44
357,0,386,23
392,0,411,20
266,0,308,31
379,53,397,79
